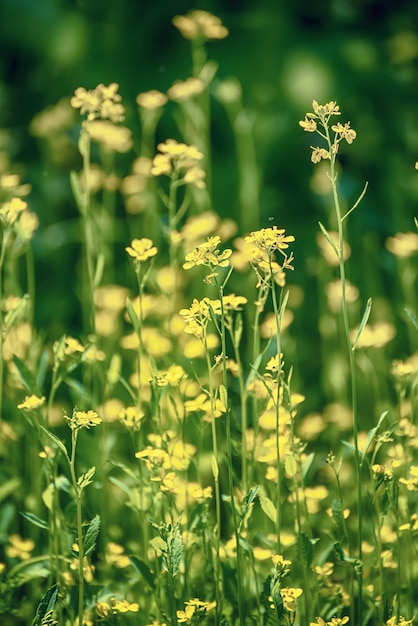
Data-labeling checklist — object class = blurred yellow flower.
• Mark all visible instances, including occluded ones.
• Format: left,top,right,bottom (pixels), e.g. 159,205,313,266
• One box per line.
351,321,396,349
173,10,228,41
111,598,139,613
17,394,45,411
386,232,418,257
6,534,35,559
125,237,158,262
136,89,168,110
168,77,206,101
87,120,132,153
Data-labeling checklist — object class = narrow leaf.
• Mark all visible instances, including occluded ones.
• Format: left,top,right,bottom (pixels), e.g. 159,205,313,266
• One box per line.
405,307,418,332
13,355,43,396
352,297,372,350
31,584,58,626
126,297,140,335
341,181,368,222
21,512,49,531
241,485,260,521
129,555,156,589
39,426,69,459
83,514,100,558
318,221,339,259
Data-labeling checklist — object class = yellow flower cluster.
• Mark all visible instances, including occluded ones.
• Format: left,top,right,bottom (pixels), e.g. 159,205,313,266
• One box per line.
310,618,349,626
17,394,46,411
183,235,232,270
70,83,125,122
172,10,228,41
176,598,216,624
66,409,102,430
151,139,206,189
96,598,139,617
0,196,39,240
299,100,356,163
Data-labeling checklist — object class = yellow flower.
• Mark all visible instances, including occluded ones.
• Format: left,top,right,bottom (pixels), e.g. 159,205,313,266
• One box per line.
350,321,396,349
119,406,144,430
183,236,232,270
17,394,45,411
87,120,132,153
111,598,140,613
106,542,131,568
173,10,228,41
386,232,418,257
64,336,85,355
280,587,303,612
136,89,168,110
331,121,356,143
71,83,125,122
245,226,295,256
167,77,206,101
67,409,102,430
6,534,35,559
311,147,331,163
125,237,158,262
177,605,195,623
0,197,27,225
299,117,317,132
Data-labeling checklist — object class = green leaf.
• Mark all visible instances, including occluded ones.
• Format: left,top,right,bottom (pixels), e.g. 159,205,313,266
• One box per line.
21,512,49,531
130,555,156,589
297,531,315,568
31,584,58,626
352,297,372,350
219,384,228,409
318,221,339,259
284,454,298,478
405,307,418,333
83,514,100,558
149,535,167,554
126,297,140,335
331,499,345,538
333,541,362,575
13,355,43,397
241,485,260,522
39,426,69,460
77,466,96,492
259,495,277,524
70,170,84,211
363,410,389,457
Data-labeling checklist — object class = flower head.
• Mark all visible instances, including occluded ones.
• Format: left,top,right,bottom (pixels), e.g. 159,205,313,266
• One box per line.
183,236,232,270
17,394,46,411
136,89,168,111
66,409,102,430
125,238,158,262
172,10,228,41
71,83,125,122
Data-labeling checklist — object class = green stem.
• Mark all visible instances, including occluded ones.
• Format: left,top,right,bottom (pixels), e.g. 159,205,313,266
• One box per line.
69,430,85,626
326,125,363,618
218,283,245,626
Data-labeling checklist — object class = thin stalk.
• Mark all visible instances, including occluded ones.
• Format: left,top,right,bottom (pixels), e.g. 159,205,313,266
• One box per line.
69,430,85,626
204,339,222,622
218,283,245,626
270,268,283,554
326,124,363,618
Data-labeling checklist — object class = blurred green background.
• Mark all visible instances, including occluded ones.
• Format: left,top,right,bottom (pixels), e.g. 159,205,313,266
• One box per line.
1,0,417,414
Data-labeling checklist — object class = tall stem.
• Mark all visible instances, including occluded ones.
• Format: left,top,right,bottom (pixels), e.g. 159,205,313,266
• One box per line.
69,430,85,626
327,127,363,617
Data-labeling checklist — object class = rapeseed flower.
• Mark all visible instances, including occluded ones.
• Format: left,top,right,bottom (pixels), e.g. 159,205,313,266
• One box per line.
151,139,206,188
136,89,168,110
280,587,303,612
71,83,125,122
66,409,101,430
183,235,232,270
6,534,35,559
119,406,144,430
167,77,205,101
386,232,418,257
173,10,228,41
125,237,158,262
17,394,45,411
111,598,140,613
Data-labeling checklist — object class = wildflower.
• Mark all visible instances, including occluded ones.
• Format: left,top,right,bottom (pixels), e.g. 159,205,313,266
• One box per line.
311,147,331,163
280,587,303,612
350,321,396,349
299,117,317,132
183,236,232,270
386,232,418,257
64,336,85,355
172,10,228,41
119,406,144,430
245,226,295,256
67,409,102,430
96,601,111,618
87,120,132,153
125,237,158,262
71,83,125,122
331,121,356,143
106,542,131,568
151,139,206,188
17,394,45,411
6,534,35,559
111,598,140,613
189,484,213,501
136,89,168,110
310,618,349,626
399,466,418,491
0,196,27,225
385,618,414,626
167,77,206,101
